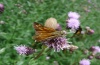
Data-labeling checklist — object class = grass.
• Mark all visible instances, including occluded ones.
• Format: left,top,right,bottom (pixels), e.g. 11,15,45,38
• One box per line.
0,0,100,65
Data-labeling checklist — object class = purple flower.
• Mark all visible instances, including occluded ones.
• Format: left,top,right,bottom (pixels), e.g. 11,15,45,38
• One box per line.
0,3,4,13
79,59,90,65
67,19,80,30
14,45,35,55
43,37,69,52
90,46,100,54
68,11,80,19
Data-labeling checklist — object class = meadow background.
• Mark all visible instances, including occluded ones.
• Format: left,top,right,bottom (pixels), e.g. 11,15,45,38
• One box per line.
0,0,100,65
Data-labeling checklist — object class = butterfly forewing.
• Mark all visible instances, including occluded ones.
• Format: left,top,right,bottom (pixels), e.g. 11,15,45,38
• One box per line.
34,22,55,32
33,22,56,42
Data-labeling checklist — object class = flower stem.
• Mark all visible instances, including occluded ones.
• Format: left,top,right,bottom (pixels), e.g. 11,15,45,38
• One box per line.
34,47,45,59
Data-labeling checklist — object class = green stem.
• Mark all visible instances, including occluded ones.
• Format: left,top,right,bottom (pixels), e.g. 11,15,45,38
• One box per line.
34,47,45,59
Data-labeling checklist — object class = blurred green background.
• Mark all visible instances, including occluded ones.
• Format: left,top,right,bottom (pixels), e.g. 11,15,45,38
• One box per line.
0,0,100,65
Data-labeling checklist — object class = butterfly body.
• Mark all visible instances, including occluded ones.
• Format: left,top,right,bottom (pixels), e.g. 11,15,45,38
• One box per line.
33,22,66,42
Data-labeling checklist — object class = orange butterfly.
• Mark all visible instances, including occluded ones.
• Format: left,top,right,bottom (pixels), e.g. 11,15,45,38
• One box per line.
33,22,66,42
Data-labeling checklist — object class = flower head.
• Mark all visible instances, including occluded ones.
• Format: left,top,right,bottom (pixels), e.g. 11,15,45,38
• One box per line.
0,3,4,13
79,59,90,65
85,27,94,34
67,19,80,30
43,37,69,52
95,55,100,59
68,45,78,52
45,17,58,29
68,11,80,19
90,46,100,54
88,55,94,60
14,45,35,55
87,29,94,34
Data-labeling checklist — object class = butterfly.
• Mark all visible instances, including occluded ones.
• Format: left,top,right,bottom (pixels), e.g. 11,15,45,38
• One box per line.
33,22,66,42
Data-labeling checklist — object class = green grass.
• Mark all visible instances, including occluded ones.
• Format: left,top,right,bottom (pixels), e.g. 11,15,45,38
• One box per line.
0,0,100,65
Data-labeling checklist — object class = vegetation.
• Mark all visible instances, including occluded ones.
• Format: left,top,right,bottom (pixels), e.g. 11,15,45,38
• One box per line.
0,0,100,65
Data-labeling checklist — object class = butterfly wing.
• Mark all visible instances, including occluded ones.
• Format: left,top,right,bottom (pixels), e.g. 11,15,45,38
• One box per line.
33,22,56,42
34,22,55,32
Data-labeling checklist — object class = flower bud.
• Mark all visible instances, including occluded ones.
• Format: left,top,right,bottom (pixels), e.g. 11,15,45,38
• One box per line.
88,55,94,60
83,49,89,54
0,4,4,13
45,18,58,29
85,27,94,34
95,55,100,59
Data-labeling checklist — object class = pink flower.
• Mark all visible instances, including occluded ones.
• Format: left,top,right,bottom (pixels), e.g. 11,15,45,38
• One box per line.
90,46,100,54
68,11,80,19
43,37,69,52
14,45,35,55
67,19,80,30
79,59,90,65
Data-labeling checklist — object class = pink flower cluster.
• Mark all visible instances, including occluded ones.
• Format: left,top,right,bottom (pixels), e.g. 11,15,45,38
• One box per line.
67,11,80,30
